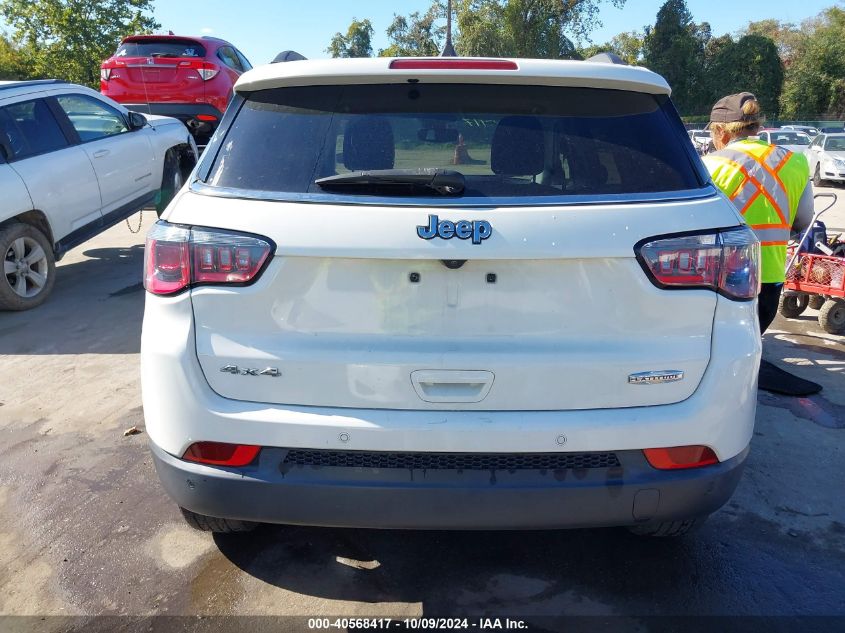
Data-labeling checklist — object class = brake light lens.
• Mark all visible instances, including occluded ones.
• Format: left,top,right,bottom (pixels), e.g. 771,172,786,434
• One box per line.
635,226,760,300
389,58,518,71
183,442,261,467
178,59,220,80
643,446,719,470
144,222,274,295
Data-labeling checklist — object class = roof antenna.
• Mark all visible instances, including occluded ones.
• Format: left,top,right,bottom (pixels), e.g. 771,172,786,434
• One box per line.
441,0,457,57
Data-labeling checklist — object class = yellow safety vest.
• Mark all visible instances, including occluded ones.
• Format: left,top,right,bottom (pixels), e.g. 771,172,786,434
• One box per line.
703,139,809,283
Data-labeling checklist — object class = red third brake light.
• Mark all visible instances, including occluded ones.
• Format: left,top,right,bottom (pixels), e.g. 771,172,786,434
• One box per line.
183,442,261,466
389,58,518,71
144,222,274,295
644,446,719,470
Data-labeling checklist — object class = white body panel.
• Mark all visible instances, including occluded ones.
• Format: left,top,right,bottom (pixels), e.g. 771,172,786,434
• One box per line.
8,146,102,239
78,130,155,214
0,163,32,220
141,289,760,461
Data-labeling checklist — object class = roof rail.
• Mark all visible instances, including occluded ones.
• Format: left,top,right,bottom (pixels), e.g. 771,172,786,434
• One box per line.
585,52,628,66
272,50,307,63
0,79,65,93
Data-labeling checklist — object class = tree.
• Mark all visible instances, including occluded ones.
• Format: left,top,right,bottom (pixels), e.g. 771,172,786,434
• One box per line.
744,19,802,64
0,0,159,88
327,18,374,58
454,0,625,59
0,34,28,80
707,35,784,117
642,0,706,114
578,30,643,64
380,3,445,57
779,8,845,118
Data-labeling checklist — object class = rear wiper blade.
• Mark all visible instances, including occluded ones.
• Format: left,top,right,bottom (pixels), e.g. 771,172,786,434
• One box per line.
315,168,465,196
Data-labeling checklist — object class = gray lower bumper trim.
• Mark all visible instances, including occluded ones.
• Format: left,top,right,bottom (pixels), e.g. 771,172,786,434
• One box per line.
150,443,747,530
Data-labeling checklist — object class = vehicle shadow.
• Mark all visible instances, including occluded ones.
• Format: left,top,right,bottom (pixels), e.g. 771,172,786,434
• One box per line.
0,244,145,355
211,504,842,617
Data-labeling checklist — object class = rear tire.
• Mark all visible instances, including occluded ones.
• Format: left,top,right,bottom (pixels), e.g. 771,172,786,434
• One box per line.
818,299,845,334
179,507,257,533
808,294,826,310
628,517,705,537
778,292,809,318
0,222,56,311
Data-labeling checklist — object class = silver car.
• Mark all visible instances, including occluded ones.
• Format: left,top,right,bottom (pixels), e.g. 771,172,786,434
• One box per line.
806,133,845,185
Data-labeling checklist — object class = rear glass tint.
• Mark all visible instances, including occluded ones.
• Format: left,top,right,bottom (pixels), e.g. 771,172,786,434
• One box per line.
115,39,205,58
205,84,703,198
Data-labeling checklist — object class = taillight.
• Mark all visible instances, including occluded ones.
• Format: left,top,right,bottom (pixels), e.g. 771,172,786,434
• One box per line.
643,446,719,470
144,222,274,295
635,226,760,301
183,442,261,467
178,59,220,80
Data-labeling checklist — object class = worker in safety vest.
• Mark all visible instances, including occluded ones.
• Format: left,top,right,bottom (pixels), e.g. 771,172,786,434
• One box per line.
703,92,814,335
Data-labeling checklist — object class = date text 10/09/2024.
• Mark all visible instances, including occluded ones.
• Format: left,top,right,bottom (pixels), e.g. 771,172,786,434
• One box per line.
308,618,529,630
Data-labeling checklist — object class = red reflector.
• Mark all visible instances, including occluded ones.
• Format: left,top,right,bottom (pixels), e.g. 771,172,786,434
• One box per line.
643,446,719,470
183,442,261,467
389,59,518,71
196,114,218,122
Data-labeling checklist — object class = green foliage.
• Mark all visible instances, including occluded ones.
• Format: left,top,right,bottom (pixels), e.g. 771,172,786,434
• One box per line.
0,0,159,88
707,35,783,117
0,34,28,80
379,2,445,57
642,0,706,114
577,30,643,64
454,0,625,58
327,18,374,58
779,7,845,119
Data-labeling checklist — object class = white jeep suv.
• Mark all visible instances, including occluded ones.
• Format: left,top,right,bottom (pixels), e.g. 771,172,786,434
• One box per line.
0,80,196,310
142,57,761,537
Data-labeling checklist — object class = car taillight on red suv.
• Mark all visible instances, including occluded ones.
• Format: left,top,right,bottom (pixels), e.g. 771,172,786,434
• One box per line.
635,226,760,301
144,222,274,295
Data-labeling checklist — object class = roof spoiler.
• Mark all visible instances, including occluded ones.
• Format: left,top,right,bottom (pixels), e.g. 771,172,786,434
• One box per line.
585,52,628,66
272,50,307,63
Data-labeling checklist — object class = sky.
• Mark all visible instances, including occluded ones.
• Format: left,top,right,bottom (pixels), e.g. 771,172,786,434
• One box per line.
104,1,845,64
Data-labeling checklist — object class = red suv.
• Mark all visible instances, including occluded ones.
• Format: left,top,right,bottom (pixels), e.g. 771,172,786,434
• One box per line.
100,35,251,143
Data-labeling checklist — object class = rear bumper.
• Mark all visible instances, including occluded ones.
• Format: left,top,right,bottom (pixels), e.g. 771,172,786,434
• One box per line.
151,442,748,529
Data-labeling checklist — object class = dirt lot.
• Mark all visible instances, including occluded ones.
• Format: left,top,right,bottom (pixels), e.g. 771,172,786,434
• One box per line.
0,192,844,630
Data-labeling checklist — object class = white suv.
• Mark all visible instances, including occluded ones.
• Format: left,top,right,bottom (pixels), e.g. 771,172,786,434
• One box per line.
142,57,761,537
0,80,196,310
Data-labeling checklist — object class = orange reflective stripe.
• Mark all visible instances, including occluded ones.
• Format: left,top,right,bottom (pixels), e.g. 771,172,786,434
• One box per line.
717,148,791,227
752,222,791,229
759,145,791,217
760,241,788,246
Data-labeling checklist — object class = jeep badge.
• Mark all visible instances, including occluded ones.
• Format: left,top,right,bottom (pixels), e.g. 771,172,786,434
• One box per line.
417,214,492,245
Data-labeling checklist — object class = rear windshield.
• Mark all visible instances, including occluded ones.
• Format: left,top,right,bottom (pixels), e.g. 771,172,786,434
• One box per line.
115,39,205,58
205,84,703,199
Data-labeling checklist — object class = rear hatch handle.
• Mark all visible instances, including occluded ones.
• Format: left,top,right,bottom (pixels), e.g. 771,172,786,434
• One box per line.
411,370,495,403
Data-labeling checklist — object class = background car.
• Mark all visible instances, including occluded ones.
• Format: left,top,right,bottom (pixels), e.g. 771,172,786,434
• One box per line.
100,34,251,145
687,128,713,155
805,132,845,186
781,124,820,137
757,129,811,153
0,79,196,310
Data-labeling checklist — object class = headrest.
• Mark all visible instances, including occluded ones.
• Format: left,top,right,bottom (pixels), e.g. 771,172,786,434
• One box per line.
343,118,395,171
491,116,544,176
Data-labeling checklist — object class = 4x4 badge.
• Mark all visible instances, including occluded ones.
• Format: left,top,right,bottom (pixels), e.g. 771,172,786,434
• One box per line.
417,214,492,244
220,365,281,377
